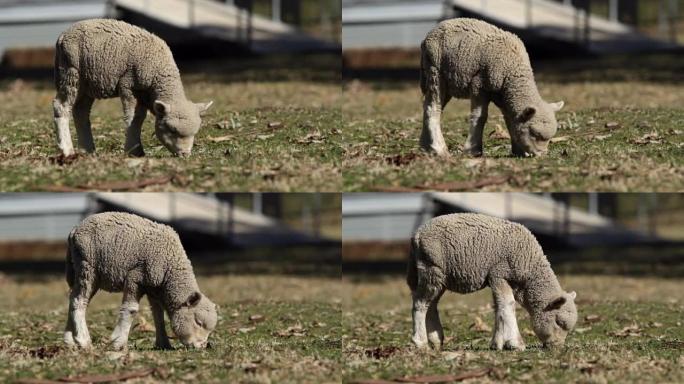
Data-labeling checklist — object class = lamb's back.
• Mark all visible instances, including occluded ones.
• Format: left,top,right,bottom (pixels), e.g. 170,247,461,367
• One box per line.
413,213,538,292
70,212,183,292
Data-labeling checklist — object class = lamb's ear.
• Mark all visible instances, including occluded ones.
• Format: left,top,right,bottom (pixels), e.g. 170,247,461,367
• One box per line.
568,291,577,300
154,100,171,116
184,292,202,307
544,295,566,311
549,100,565,112
519,107,536,122
196,101,213,116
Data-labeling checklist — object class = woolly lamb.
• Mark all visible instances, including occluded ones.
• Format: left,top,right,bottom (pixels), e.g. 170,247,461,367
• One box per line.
53,19,213,157
420,18,564,157
64,212,217,350
407,213,577,350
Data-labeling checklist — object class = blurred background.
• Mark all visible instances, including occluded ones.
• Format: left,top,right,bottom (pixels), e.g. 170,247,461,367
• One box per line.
0,0,341,75
0,192,341,276
343,0,683,69
343,192,684,276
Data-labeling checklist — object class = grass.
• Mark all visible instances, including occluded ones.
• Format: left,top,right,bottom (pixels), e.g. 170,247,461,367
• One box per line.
342,274,684,383
0,274,342,383
0,54,341,192
342,55,684,191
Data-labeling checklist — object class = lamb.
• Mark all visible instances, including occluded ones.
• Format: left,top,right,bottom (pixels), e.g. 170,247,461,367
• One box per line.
420,18,564,157
63,212,218,350
52,19,213,157
407,213,577,350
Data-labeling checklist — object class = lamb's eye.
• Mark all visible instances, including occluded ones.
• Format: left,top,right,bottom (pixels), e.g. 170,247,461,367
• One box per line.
195,319,203,327
555,319,564,329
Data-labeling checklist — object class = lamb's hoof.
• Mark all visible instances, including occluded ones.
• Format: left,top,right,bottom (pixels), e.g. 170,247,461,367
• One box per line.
64,332,75,346
74,339,92,350
154,341,174,350
411,337,429,349
463,148,483,157
504,340,526,351
490,339,504,351
126,147,145,157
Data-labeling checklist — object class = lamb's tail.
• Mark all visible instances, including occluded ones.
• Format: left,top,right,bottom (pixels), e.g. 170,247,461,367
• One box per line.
65,231,75,289
419,40,429,95
406,233,421,291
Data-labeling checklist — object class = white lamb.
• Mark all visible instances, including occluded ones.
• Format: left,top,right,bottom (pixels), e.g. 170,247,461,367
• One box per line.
53,19,213,157
407,213,577,350
64,212,218,350
420,18,564,157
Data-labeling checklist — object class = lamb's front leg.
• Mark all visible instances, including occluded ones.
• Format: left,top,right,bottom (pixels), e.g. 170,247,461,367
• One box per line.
110,274,143,350
149,297,173,350
121,96,147,157
463,97,489,157
489,278,525,351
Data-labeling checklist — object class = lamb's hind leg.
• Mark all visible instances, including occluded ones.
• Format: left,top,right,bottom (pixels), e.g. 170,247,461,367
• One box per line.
110,271,143,350
52,67,79,156
121,96,147,157
463,97,489,157
411,266,445,349
420,66,451,157
72,95,95,153
426,289,445,349
69,281,97,349
489,278,525,351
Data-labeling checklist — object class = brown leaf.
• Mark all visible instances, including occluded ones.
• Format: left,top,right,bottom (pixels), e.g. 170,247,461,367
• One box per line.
28,345,61,359
47,153,80,166
267,121,283,129
549,135,569,143
605,122,621,129
58,368,156,383
630,132,662,145
469,316,492,333
207,134,234,143
365,346,400,359
44,176,172,192
274,325,306,337
488,124,510,140
584,314,602,323
395,368,492,383
418,175,510,191
385,153,418,166
249,314,265,323
609,324,641,337
134,316,155,332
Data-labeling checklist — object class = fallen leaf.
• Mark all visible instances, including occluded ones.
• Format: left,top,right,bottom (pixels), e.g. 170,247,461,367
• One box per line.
365,346,399,359
575,327,592,334
135,316,155,332
267,121,283,129
395,368,492,383
207,134,234,143
57,368,156,383
28,346,61,359
385,153,418,166
605,122,620,129
609,324,641,337
469,316,492,333
631,132,662,145
238,326,255,334
249,314,265,323
584,314,602,323
488,124,510,140
550,135,569,143
274,325,306,337
47,153,80,166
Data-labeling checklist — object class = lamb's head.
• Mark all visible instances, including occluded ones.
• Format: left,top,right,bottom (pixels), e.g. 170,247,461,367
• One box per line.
530,291,577,348
510,100,564,157
170,292,218,349
153,100,213,157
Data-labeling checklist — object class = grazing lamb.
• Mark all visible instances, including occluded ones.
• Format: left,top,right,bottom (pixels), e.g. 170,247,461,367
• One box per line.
53,19,213,157
420,18,564,157
64,212,217,350
407,213,577,350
